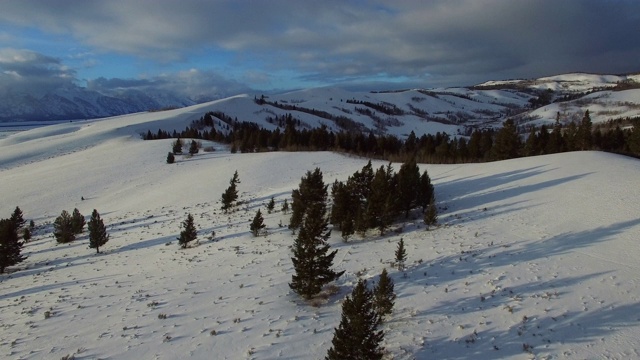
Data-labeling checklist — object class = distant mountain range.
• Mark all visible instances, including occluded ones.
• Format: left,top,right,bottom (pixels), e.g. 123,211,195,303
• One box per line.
2,73,639,136
0,85,201,122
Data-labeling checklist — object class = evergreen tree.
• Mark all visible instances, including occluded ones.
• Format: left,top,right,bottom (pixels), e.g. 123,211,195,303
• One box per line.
0,218,27,274
250,209,266,237
491,119,521,160
166,152,175,164
10,206,25,229
71,208,85,234
396,159,421,218
267,197,275,214
29,220,35,230
423,195,438,230
290,200,344,299
340,216,355,242
395,238,407,270
289,168,327,230
189,139,199,155
221,171,240,212
178,213,197,249
325,279,384,360
88,209,109,253
524,126,539,156
417,170,434,212
365,165,392,233
172,137,183,154
54,210,75,243
373,268,396,317
577,110,593,150
547,115,565,154
281,198,289,214
22,228,31,242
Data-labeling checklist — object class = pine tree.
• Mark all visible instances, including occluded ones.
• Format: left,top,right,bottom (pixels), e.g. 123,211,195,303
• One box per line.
221,171,240,212
189,139,199,155
281,198,289,214
267,197,275,214
290,200,344,299
88,209,109,253
423,195,438,230
71,208,85,234
418,170,434,213
0,218,27,274
396,158,421,218
22,228,31,242
326,279,384,360
178,213,197,249
491,119,521,160
395,238,407,270
172,137,183,154
54,210,75,243
373,268,396,317
166,152,175,164
290,168,327,230
250,209,266,237
577,110,593,150
10,206,25,229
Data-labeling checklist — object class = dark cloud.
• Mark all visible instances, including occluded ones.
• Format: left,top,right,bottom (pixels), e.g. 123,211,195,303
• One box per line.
87,69,251,101
0,48,76,95
1,0,639,88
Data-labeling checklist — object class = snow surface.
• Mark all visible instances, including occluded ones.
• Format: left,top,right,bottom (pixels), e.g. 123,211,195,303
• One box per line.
1,106,640,359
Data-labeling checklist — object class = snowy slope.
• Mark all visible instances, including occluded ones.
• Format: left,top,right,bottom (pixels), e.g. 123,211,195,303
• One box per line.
1,108,640,359
3,72,640,138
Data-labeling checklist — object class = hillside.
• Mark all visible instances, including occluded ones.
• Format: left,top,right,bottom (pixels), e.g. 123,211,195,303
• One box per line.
2,72,640,139
1,105,640,359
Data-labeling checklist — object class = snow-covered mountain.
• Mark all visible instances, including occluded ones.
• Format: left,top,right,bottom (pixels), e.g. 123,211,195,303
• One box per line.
0,99,639,359
2,72,639,137
0,85,199,122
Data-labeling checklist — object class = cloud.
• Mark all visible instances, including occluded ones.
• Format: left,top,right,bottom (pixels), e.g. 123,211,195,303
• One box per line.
1,1,639,87
87,69,251,101
0,48,76,94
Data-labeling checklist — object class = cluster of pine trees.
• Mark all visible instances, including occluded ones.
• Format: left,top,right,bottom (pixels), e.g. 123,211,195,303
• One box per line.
330,160,435,240
53,208,110,253
326,272,395,360
146,107,640,164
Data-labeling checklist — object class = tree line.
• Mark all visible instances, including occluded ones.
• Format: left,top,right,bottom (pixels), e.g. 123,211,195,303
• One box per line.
146,109,640,164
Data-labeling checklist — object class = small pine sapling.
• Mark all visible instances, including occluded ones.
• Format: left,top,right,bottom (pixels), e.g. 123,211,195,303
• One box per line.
281,199,289,214
22,228,31,242
373,268,396,317
188,140,199,155
88,209,109,253
250,209,266,237
166,152,175,164
267,197,275,214
395,238,407,271
221,171,240,212
172,138,183,154
423,195,437,230
178,213,197,249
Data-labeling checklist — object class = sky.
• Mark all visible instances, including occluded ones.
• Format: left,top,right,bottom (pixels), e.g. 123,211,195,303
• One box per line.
1,0,639,100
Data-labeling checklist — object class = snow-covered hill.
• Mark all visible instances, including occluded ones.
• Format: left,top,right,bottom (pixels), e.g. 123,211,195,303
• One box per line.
0,99,639,359
2,72,639,138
